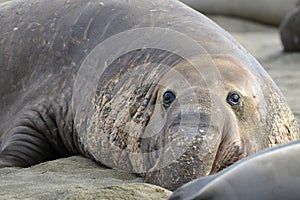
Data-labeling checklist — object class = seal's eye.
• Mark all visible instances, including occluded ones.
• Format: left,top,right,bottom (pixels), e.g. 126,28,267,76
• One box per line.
163,90,176,105
226,92,241,106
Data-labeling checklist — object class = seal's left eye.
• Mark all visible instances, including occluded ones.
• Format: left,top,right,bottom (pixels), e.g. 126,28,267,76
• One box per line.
226,92,241,106
163,90,176,105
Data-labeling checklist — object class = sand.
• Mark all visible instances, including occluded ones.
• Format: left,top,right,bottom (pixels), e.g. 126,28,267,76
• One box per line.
0,156,171,199
0,2,299,199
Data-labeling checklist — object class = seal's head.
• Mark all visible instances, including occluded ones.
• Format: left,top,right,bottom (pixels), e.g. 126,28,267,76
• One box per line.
75,47,298,190
144,54,299,190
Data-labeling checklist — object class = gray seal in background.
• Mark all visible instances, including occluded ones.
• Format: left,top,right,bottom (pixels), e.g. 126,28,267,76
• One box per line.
181,0,299,25
280,2,300,51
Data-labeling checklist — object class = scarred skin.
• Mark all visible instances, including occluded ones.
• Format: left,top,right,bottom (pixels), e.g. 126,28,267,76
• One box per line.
0,0,299,191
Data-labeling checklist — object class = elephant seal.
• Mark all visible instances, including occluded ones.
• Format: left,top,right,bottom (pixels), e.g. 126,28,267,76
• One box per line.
0,0,299,191
180,0,299,25
169,140,300,200
280,3,300,52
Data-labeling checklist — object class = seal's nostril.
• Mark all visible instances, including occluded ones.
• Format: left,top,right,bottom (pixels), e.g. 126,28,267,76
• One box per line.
175,111,212,133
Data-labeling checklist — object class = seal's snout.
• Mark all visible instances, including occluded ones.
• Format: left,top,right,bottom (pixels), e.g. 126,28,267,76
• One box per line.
143,90,226,190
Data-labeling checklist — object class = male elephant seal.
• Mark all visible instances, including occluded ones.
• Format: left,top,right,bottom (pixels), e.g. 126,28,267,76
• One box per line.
280,2,300,52
169,140,300,200
180,0,299,25
0,0,299,191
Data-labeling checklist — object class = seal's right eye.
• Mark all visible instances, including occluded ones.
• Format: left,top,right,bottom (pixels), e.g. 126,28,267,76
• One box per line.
163,90,176,105
226,91,241,106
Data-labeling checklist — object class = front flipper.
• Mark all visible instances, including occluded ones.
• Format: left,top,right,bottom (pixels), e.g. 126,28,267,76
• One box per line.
0,102,79,167
0,123,61,167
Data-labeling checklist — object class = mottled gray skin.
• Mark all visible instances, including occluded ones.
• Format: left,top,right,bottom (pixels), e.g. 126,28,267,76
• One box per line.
169,140,300,200
280,3,300,52
0,0,298,191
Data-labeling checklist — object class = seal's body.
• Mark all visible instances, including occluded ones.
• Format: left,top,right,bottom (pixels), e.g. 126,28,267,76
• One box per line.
0,0,298,190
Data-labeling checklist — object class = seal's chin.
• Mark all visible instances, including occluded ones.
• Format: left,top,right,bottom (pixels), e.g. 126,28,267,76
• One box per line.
143,133,219,191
